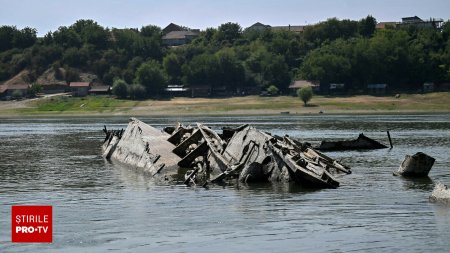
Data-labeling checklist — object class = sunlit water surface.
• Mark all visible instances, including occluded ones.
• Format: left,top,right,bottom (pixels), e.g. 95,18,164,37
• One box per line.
1,114,450,252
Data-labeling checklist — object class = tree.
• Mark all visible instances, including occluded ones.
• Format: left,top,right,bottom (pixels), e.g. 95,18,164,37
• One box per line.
135,60,167,96
358,15,377,37
28,83,43,97
215,22,242,44
112,79,128,98
267,85,279,95
297,86,313,106
127,84,146,99
163,53,182,84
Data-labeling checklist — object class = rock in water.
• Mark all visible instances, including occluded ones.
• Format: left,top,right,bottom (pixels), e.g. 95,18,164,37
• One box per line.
394,152,435,177
429,182,450,203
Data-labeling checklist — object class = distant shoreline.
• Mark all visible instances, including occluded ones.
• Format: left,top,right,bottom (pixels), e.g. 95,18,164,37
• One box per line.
1,93,450,118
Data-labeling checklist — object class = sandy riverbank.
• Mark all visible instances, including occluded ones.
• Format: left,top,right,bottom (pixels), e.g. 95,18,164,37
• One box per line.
1,93,450,117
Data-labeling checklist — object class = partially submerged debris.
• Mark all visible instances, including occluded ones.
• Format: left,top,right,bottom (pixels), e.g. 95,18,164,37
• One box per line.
394,152,435,177
316,133,389,151
429,182,450,203
102,118,352,189
102,118,181,180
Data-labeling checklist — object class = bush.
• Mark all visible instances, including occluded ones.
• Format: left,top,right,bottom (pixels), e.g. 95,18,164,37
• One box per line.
297,86,313,106
112,79,128,99
11,90,23,99
28,83,43,97
128,84,147,100
267,85,279,95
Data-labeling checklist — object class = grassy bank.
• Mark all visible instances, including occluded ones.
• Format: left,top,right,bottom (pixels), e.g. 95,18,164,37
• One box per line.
1,92,450,117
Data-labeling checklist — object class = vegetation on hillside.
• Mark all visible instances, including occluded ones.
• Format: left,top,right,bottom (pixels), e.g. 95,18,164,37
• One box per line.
1,17,449,98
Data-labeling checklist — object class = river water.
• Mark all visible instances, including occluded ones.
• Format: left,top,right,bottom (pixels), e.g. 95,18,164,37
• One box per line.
1,114,450,252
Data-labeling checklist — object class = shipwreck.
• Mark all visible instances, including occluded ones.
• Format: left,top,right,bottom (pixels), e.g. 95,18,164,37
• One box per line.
316,132,392,151
102,118,351,189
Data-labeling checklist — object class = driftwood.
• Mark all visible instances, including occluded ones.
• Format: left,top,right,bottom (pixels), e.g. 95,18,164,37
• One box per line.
102,118,352,189
394,152,435,177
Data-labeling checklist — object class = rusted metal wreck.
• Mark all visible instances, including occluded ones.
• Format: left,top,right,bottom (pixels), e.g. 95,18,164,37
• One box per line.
102,118,351,189
316,132,392,151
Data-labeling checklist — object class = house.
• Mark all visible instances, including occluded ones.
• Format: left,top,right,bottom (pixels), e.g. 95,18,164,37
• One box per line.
288,80,320,95
246,22,271,32
36,68,68,94
162,31,199,46
4,84,30,98
88,85,111,95
165,84,190,97
329,83,345,94
0,84,8,99
376,22,397,29
423,82,434,93
163,23,186,34
271,25,305,33
399,16,443,29
69,82,91,97
246,23,306,33
367,83,387,95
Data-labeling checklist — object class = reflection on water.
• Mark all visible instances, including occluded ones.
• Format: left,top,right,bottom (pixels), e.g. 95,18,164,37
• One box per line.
1,114,450,252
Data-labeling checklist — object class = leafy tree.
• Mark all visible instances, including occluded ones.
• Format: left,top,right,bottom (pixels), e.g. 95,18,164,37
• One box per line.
215,22,242,44
267,85,279,95
297,86,313,106
112,79,128,98
28,83,43,97
358,15,377,37
182,53,219,86
163,52,182,84
128,84,147,99
135,60,167,96
70,19,110,49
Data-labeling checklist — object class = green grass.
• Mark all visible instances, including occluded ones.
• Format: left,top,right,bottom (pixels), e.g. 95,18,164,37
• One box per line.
4,92,450,116
20,96,139,114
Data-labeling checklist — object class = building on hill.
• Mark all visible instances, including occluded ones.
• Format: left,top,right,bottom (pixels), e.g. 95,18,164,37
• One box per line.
246,22,305,33
0,84,8,99
5,83,31,97
163,23,187,34
88,85,111,95
399,16,443,29
288,80,320,95
376,22,398,29
69,82,91,97
36,68,68,94
329,83,345,95
271,25,305,33
246,22,271,32
162,31,199,46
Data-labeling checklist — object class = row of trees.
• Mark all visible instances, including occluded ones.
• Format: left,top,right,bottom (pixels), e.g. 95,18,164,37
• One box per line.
1,17,449,99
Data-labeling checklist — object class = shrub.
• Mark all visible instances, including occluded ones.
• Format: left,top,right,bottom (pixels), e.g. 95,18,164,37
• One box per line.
297,86,313,106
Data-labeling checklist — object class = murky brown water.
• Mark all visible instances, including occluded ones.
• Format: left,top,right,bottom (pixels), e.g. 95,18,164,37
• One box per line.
1,115,450,252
